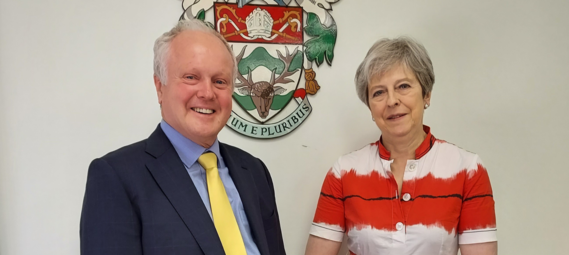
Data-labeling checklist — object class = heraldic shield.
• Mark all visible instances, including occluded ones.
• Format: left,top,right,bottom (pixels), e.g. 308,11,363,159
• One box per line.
214,3,312,138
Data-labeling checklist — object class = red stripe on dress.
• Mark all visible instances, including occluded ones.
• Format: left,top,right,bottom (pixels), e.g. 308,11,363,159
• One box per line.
341,169,398,231
404,172,466,233
458,163,496,233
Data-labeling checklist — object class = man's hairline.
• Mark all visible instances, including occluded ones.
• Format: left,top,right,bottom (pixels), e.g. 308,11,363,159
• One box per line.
157,29,237,88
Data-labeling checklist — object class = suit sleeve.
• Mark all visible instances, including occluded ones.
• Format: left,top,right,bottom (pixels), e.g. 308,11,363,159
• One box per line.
80,158,142,255
458,155,497,244
260,159,287,255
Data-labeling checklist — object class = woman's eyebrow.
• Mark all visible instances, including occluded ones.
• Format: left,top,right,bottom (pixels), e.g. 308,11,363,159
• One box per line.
369,77,413,89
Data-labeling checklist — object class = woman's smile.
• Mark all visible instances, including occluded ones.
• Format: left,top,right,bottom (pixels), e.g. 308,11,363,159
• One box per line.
387,113,407,120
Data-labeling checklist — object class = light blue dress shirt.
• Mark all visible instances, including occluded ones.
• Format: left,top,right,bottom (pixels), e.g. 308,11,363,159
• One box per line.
160,120,260,255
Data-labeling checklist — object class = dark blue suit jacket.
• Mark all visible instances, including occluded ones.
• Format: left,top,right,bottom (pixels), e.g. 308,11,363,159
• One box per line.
80,125,286,255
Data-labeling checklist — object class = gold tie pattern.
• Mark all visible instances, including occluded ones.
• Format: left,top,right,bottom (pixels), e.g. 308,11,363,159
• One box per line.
197,152,247,255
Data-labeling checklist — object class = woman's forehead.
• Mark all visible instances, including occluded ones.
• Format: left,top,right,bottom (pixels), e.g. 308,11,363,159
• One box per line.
369,63,416,84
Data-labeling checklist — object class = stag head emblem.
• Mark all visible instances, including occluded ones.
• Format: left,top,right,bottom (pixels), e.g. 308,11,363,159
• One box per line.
235,46,300,119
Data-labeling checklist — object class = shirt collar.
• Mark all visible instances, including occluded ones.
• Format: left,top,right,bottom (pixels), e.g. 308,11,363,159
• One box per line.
377,125,436,160
160,120,223,168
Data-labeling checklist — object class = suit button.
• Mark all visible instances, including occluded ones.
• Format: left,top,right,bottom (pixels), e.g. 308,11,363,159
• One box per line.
402,193,411,201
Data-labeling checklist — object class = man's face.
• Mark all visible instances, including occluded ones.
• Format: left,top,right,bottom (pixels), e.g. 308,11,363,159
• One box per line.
154,30,234,147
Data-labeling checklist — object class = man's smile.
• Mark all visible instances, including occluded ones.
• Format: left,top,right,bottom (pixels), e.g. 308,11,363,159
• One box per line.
191,107,215,114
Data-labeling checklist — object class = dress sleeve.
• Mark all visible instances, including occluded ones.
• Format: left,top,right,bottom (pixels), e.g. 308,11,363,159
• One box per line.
458,155,497,244
309,162,345,242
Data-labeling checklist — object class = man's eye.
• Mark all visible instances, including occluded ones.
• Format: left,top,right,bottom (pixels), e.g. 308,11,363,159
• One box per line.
185,75,195,80
215,80,225,84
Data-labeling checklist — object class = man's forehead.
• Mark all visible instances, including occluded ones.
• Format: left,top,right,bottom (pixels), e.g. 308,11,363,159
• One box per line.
172,30,211,46
166,33,233,75
171,31,231,57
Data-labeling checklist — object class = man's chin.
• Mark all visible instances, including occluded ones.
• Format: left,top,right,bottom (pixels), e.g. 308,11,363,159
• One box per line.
190,125,224,140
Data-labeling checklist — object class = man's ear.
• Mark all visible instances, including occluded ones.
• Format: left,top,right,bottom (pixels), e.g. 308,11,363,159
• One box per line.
153,75,164,105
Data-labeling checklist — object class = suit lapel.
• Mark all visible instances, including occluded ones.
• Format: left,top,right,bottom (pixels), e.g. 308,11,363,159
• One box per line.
145,126,225,255
220,144,271,255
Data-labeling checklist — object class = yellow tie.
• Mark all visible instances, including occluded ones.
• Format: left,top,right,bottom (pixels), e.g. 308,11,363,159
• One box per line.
197,152,247,255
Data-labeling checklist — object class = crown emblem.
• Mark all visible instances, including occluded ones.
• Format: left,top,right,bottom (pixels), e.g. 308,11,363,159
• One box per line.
246,8,273,38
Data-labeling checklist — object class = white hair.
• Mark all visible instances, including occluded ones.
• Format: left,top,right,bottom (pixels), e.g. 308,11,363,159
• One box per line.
355,37,435,106
153,19,237,85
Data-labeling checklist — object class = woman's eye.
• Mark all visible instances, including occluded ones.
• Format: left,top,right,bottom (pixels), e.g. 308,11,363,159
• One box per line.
372,90,384,97
398,83,411,89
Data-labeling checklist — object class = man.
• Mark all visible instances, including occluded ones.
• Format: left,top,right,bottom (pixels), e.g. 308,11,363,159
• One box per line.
80,19,286,255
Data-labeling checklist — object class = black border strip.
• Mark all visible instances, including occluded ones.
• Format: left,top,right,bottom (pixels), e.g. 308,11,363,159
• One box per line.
410,194,463,201
321,192,493,202
320,192,396,201
463,194,493,202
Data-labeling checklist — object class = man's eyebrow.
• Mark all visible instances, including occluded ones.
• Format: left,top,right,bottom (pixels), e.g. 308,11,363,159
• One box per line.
212,71,233,78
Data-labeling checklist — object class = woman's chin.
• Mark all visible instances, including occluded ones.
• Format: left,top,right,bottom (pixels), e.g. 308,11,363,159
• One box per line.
381,125,419,138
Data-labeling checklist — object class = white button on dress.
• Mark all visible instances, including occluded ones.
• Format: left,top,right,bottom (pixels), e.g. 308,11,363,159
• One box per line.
409,163,416,171
403,193,411,201
396,222,404,231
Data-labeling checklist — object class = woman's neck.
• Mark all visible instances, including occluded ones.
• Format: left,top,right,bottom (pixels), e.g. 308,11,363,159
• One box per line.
382,127,426,160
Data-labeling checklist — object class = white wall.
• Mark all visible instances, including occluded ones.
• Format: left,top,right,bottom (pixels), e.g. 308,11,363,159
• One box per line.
1,0,568,254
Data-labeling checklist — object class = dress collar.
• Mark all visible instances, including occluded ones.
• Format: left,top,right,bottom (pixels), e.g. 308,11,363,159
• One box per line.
377,125,436,160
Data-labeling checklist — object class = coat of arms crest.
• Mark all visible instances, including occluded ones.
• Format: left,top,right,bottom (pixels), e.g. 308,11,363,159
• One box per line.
180,0,341,138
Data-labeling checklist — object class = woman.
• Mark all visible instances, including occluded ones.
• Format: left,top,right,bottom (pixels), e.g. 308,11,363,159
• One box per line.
305,37,497,255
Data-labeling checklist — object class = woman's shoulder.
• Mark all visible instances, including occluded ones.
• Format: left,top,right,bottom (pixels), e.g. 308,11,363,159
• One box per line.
329,141,381,175
431,138,483,169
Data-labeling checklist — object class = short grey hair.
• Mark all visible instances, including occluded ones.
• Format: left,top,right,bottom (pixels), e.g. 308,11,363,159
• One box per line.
153,19,237,85
354,37,434,106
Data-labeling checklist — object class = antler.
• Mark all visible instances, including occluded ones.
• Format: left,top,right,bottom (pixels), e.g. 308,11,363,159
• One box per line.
273,46,299,85
234,46,253,89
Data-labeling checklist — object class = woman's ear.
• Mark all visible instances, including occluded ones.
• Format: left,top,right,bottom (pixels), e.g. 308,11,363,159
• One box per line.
424,92,431,107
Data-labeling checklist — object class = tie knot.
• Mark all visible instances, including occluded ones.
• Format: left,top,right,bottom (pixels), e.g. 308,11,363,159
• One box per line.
197,152,218,171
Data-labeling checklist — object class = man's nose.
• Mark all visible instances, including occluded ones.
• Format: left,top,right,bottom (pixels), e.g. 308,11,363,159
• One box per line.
196,80,215,99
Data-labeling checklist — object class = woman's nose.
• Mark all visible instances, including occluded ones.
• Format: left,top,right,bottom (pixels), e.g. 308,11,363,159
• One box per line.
386,91,400,107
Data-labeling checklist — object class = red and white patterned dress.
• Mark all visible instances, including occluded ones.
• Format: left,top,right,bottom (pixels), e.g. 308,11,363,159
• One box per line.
310,126,497,255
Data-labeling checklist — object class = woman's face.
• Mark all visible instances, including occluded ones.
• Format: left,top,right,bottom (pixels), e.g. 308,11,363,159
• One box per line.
368,64,430,139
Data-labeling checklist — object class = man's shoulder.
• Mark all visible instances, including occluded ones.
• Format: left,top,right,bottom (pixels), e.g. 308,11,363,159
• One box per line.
86,138,153,181
219,142,256,159
219,142,270,173
98,139,148,163
219,142,259,162
96,125,167,163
